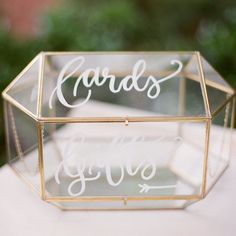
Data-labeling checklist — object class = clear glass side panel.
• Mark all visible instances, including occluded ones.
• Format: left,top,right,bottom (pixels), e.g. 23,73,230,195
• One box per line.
4,102,40,192
42,120,206,201
205,85,230,114
41,53,206,118
206,100,234,192
6,55,40,115
200,56,234,114
200,56,232,89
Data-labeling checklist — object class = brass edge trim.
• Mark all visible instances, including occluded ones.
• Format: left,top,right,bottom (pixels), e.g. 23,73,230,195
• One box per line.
201,119,211,197
2,54,41,94
37,53,45,118
45,195,201,202
212,93,236,117
53,204,186,211
38,116,211,123
37,122,46,200
43,51,197,56
196,52,211,117
59,208,185,211
2,93,38,121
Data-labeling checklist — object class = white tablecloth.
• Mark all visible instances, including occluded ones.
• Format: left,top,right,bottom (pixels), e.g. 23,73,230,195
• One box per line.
0,132,235,236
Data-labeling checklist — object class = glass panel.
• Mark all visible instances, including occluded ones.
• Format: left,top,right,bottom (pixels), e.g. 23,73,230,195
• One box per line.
4,102,40,192
200,56,232,89
42,120,206,199
206,100,233,191
6,55,40,115
41,53,206,117
205,85,229,114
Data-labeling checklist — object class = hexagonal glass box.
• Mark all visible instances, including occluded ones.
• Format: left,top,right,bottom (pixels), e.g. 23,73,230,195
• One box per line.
2,52,235,210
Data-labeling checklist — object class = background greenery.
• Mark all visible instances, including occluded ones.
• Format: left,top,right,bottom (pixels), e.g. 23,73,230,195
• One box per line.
0,0,236,166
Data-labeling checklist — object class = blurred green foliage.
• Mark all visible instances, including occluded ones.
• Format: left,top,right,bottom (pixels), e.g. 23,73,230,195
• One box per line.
0,0,236,166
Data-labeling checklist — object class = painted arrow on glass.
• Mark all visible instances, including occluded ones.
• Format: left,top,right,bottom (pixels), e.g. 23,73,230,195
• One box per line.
138,184,177,193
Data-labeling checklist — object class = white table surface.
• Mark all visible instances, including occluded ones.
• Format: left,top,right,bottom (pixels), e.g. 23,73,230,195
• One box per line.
0,132,235,236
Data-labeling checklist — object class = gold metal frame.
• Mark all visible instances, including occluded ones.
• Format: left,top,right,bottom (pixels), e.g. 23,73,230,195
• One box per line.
2,51,235,210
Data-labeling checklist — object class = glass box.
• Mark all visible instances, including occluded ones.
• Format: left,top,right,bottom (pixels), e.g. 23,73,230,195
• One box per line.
2,52,235,210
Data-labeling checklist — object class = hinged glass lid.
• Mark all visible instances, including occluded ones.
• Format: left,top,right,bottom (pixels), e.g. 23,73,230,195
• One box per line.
4,52,234,120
